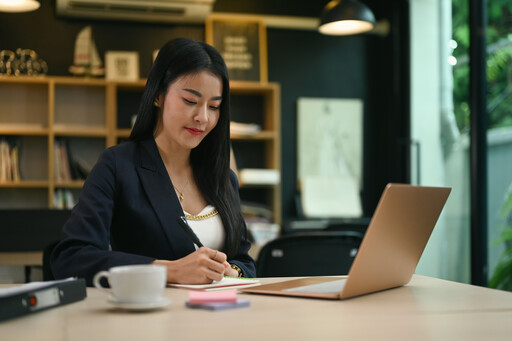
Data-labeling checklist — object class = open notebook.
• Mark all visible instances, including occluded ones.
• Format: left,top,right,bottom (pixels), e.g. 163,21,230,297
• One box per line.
243,183,451,300
169,276,260,291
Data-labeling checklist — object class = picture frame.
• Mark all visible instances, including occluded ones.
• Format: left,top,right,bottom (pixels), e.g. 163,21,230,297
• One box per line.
105,51,139,81
206,15,268,82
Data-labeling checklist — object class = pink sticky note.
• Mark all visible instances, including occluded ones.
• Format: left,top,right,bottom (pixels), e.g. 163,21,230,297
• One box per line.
189,290,237,304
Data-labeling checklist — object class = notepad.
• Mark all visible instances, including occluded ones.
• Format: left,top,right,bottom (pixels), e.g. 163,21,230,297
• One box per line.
169,276,260,291
186,290,249,310
188,291,237,304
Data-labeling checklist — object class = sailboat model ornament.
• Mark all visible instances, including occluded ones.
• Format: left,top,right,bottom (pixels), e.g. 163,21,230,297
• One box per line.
69,26,105,77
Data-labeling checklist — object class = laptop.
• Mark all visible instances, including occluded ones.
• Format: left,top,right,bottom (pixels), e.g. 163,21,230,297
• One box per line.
243,183,451,300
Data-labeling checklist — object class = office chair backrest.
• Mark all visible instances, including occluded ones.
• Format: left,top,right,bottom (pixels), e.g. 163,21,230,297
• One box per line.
42,240,60,281
0,209,70,252
256,231,364,277
0,210,70,281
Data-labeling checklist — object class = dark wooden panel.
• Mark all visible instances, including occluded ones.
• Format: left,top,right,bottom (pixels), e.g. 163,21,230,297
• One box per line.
0,210,71,251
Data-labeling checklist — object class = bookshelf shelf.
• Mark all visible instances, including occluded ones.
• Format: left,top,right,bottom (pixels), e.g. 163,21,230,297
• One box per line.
239,183,279,189
116,129,132,139
230,131,276,140
0,123,49,135
53,124,108,137
0,76,281,224
0,180,49,188
54,180,85,188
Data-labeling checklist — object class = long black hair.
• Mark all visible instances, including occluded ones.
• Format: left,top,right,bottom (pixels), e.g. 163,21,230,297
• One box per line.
130,38,244,258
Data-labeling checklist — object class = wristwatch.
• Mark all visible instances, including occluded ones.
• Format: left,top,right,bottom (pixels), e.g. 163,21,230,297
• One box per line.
230,264,243,277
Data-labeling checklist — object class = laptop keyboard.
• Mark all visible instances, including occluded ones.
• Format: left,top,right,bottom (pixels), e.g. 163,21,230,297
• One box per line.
283,279,347,294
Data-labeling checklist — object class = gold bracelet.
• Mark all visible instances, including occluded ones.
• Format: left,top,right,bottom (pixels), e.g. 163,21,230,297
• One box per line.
230,264,243,277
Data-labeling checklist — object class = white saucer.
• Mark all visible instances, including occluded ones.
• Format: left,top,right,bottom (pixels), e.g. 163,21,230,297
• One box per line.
107,297,171,311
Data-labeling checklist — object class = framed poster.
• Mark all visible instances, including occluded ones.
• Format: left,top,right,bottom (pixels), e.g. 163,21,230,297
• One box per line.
206,15,268,82
297,97,364,218
105,51,139,81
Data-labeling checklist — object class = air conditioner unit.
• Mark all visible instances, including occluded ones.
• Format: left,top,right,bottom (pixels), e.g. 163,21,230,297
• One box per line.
56,0,216,24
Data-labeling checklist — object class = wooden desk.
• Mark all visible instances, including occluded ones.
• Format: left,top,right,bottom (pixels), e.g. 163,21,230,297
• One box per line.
1,275,512,340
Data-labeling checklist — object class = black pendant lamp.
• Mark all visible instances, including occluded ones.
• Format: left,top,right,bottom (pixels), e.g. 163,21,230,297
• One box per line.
0,0,40,12
319,0,376,36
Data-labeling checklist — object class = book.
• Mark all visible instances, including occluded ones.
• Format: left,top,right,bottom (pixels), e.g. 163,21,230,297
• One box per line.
73,155,94,179
241,201,274,220
10,145,20,182
239,168,280,185
246,221,280,246
59,139,71,181
168,276,260,291
65,140,81,180
53,189,77,209
230,121,261,135
0,137,22,182
0,278,87,322
64,189,76,208
0,138,9,181
54,139,72,182
186,299,250,311
54,141,62,181
4,140,11,181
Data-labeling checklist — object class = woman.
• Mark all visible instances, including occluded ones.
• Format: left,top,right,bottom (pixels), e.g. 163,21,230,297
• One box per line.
51,38,256,285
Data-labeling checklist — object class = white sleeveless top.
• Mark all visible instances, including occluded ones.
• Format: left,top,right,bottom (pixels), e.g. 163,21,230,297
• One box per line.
184,205,225,250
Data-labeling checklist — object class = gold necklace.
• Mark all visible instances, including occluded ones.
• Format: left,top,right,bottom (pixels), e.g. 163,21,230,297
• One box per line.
185,209,219,221
173,178,189,203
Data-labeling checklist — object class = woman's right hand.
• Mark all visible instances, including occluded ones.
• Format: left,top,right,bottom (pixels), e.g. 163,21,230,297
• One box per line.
152,247,229,284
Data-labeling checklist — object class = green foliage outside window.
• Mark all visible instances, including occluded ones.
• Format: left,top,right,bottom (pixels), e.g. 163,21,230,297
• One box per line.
452,0,512,133
489,184,512,291
452,1,512,290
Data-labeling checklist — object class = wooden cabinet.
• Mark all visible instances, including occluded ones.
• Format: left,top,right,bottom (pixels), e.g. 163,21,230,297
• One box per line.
0,76,281,224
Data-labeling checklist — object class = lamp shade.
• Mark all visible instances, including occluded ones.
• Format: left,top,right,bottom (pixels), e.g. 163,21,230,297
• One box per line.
319,0,376,36
0,0,40,13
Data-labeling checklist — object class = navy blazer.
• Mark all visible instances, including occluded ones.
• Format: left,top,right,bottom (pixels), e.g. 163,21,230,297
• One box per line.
50,138,256,285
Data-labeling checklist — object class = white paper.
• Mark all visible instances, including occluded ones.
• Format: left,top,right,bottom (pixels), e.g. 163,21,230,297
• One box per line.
239,168,280,185
168,276,260,291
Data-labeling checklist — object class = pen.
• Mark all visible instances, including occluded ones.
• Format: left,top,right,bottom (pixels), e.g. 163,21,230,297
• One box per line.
177,216,204,248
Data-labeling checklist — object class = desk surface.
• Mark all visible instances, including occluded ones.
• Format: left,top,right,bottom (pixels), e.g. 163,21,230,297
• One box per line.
1,275,512,340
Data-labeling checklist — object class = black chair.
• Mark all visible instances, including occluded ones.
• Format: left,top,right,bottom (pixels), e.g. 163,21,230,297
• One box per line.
42,240,60,281
0,209,71,282
256,231,364,277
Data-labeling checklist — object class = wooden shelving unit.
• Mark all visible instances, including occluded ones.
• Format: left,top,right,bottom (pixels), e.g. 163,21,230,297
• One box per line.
0,76,281,224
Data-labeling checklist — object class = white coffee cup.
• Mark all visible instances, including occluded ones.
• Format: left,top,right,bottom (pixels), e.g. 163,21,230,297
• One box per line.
93,264,167,303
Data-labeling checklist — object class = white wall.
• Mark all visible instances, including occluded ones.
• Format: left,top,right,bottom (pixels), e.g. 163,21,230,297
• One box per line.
410,0,452,279
410,0,444,184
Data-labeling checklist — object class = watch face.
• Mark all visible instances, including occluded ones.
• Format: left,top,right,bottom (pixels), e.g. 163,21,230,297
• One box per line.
231,264,242,277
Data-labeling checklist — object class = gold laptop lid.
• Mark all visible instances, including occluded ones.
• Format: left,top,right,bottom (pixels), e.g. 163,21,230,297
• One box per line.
243,184,451,300
339,183,451,299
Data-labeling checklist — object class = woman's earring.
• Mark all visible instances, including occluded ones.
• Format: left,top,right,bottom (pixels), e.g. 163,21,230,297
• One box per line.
153,100,159,107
